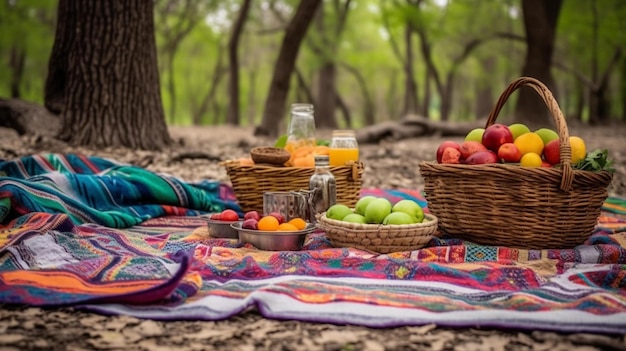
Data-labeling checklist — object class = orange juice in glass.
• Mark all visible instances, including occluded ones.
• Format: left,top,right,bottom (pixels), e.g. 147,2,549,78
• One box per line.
329,130,359,167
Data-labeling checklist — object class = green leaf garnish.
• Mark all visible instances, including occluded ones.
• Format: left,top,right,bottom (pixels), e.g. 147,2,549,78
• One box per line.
573,149,614,172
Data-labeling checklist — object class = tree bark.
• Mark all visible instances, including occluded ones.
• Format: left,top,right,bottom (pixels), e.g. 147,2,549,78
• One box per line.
9,46,26,98
45,0,171,150
227,0,252,126
255,0,323,137
514,0,563,128
403,23,419,116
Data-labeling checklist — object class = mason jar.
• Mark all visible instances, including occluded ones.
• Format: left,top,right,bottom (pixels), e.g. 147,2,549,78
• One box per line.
329,130,359,167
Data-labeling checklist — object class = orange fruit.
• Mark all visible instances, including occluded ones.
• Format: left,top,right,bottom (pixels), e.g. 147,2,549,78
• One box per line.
288,217,307,230
277,223,299,231
313,145,330,155
569,136,586,164
239,158,254,166
513,132,544,156
520,152,542,167
258,216,280,231
292,154,315,168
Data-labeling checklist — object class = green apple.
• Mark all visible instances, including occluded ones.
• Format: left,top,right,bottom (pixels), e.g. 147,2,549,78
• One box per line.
342,213,367,224
534,128,559,145
364,198,392,224
326,204,353,221
354,196,377,216
508,123,530,140
382,212,416,225
391,199,424,223
464,128,485,142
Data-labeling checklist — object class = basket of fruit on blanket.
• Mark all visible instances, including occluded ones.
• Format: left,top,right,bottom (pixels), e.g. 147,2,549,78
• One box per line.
222,145,364,213
316,196,438,254
418,76,613,249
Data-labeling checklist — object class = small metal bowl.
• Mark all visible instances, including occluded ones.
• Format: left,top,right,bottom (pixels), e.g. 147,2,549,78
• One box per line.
206,219,242,239
231,223,315,251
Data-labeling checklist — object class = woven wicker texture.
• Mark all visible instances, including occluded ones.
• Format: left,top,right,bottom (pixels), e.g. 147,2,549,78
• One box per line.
222,161,364,213
418,77,613,249
317,213,438,253
250,147,291,165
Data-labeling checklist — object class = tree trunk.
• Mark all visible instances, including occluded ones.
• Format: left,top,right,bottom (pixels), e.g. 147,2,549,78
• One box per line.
316,62,338,129
227,0,252,126
403,24,419,116
9,46,26,98
514,0,563,128
255,0,323,137
340,63,375,126
475,57,495,119
45,0,171,150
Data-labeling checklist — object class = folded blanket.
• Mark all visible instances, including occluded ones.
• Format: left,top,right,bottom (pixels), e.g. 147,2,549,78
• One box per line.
1,154,625,333
0,154,241,228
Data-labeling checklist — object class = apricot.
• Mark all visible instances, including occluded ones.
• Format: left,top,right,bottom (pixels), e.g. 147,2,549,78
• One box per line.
292,154,315,167
239,158,255,166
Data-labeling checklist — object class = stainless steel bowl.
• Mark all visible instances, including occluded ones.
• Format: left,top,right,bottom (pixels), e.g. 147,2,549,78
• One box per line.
231,223,315,251
206,219,242,239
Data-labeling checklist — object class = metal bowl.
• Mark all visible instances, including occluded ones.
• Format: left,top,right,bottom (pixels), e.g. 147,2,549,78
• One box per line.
231,222,315,251
206,219,242,239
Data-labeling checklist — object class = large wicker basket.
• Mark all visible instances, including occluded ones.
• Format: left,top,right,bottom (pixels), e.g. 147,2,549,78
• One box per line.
418,77,613,249
222,161,364,213
317,213,438,254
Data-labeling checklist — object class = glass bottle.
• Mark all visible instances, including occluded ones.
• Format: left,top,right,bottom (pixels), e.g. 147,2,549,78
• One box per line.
308,155,336,222
285,103,316,158
329,130,359,167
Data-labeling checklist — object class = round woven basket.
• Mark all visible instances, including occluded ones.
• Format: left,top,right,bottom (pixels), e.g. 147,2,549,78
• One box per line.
317,213,438,254
418,77,613,249
250,147,291,166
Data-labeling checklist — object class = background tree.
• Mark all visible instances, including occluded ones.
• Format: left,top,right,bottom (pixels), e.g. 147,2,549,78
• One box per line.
256,0,323,137
514,0,563,127
227,0,253,125
45,0,171,150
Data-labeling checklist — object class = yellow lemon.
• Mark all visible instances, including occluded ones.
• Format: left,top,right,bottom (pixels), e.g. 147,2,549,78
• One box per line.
513,132,544,156
520,152,542,167
569,136,586,164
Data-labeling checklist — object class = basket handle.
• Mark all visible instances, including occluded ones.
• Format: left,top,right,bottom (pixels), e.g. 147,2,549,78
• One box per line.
485,77,573,192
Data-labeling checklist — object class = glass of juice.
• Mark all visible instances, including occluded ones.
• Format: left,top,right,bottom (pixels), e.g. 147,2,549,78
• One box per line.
329,130,359,167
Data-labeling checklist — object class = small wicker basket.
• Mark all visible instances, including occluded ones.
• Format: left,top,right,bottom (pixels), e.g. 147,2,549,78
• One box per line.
418,77,613,249
317,213,438,253
222,161,364,213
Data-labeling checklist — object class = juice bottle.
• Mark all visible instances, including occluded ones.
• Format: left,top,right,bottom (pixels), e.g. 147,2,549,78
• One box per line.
329,130,359,167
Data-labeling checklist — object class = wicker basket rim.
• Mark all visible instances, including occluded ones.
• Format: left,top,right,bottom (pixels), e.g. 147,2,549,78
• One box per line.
417,160,614,175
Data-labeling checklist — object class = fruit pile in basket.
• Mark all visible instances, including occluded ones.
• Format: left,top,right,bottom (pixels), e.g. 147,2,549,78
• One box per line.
436,123,613,171
325,196,425,225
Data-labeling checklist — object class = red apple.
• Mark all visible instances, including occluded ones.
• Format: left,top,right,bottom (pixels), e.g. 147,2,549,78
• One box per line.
242,218,259,230
459,141,488,161
482,124,514,153
220,209,239,222
441,147,461,164
268,212,286,224
465,150,499,165
210,213,221,220
436,141,461,163
497,143,522,163
244,210,261,221
541,161,552,168
543,139,560,165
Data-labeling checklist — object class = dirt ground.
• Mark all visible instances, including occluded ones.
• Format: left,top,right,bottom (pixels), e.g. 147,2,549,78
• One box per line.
1,123,626,350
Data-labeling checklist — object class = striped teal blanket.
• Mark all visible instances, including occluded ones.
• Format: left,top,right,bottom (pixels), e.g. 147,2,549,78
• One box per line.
0,154,241,228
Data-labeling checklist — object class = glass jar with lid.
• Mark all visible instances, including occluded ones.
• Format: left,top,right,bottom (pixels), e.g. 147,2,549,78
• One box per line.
285,103,316,159
329,130,359,167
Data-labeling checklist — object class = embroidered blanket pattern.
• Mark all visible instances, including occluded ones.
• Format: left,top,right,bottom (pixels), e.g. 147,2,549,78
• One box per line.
1,154,625,333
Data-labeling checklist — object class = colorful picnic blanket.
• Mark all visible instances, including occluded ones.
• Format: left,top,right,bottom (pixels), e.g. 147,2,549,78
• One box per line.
1,154,626,334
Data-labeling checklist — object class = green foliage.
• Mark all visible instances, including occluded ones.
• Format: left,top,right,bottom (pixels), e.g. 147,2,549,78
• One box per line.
0,0,623,128
574,149,614,172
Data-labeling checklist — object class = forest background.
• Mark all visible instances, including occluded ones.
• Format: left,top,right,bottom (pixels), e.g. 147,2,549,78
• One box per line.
0,0,625,145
